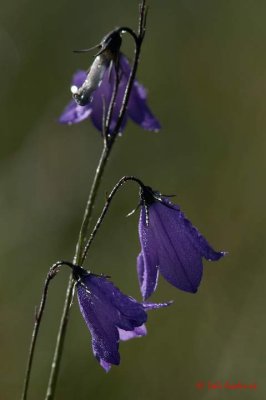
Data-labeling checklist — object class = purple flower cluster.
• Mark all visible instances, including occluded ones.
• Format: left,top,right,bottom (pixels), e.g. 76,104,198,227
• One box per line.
71,185,224,371
59,29,225,372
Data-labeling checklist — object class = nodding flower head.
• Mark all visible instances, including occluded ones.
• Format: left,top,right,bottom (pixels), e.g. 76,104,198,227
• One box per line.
72,29,122,107
59,30,161,134
73,265,171,372
137,186,225,300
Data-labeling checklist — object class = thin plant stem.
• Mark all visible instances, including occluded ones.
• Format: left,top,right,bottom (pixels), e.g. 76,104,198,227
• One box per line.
21,2,147,398
104,61,120,138
113,0,147,135
81,176,144,264
44,2,147,399
45,143,110,400
20,261,74,400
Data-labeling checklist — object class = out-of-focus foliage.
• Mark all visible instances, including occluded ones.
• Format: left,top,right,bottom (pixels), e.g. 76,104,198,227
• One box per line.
0,1,265,399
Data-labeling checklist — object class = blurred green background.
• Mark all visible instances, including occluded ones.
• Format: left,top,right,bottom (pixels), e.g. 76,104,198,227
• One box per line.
1,0,265,399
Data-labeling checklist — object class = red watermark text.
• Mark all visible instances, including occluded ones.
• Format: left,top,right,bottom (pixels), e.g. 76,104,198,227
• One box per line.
195,381,257,391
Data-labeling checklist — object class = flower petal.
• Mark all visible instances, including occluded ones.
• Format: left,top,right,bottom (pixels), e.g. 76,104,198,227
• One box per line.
91,275,147,330
128,81,161,131
59,70,92,125
160,198,225,261
138,209,160,300
118,324,147,341
77,277,120,367
120,55,161,132
90,60,128,133
59,99,92,125
142,301,173,310
72,70,87,88
99,359,112,373
137,252,145,289
148,202,204,293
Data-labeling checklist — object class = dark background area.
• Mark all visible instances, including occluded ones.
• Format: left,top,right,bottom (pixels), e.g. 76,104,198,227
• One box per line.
0,0,265,399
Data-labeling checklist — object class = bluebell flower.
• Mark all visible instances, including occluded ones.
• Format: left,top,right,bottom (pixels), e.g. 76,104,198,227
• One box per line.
73,265,171,371
137,186,225,300
59,53,161,134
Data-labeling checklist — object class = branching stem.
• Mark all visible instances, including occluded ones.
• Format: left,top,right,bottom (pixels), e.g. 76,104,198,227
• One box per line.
21,2,147,399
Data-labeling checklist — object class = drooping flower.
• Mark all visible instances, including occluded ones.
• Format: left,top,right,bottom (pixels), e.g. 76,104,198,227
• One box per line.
137,186,225,300
73,265,171,372
71,28,122,107
59,54,161,134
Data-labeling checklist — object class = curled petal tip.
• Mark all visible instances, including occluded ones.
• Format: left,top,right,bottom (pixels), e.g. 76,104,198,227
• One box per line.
207,250,227,262
118,324,147,341
99,359,112,372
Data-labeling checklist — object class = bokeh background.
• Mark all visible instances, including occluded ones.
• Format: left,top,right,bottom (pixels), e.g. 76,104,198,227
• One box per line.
1,0,265,399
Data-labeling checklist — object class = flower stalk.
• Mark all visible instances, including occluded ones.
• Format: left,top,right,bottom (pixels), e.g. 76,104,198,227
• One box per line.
81,176,145,263
44,143,110,400
45,2,147,399
20,0,227,396
20,2,163,398
20,261,66,400
21,173,144,400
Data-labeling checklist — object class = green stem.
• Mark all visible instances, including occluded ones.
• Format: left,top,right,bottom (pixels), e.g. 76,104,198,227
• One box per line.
45,2,146,398
45,143,111,400
75,144,110,263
